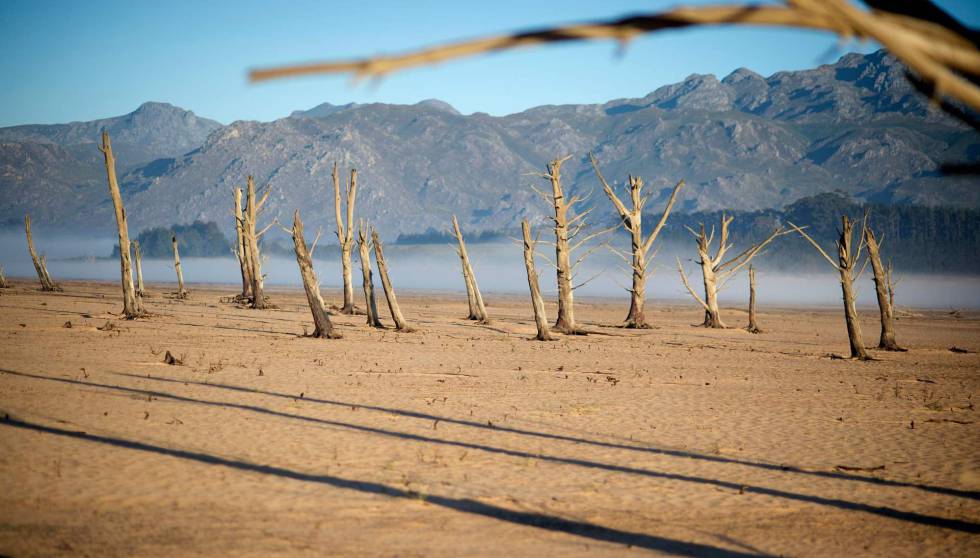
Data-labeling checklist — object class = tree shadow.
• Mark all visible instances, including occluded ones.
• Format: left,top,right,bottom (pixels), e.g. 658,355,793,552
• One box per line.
3,368,978,534
0,415,763,557
114,371,980,502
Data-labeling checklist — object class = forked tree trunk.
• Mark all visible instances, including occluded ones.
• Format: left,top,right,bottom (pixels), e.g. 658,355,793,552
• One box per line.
233,188,252,301
357,225,383,328
244,176,270,309
698,247,726,328
24,215,60,292
172,235,188,299
372,229,413,332
547,157,576,333
290,210,339,339
98,131,143,317
589,153,686,329
451,215,488,323
746,265,762,334
333,163,358,314
864,228,903,351
837,217,870,360
132,240,145,297
522,219,554,341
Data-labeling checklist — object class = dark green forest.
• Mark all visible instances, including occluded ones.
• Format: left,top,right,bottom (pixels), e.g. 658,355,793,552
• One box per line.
112,221,231,258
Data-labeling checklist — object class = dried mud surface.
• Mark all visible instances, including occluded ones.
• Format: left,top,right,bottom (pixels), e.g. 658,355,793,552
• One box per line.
0,280,978,557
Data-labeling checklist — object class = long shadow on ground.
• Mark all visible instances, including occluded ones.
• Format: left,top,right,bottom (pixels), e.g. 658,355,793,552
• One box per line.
0,415,763,557
3,368,978,534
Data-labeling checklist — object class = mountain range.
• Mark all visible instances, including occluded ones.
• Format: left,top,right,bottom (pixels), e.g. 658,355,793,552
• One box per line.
1,50,977,241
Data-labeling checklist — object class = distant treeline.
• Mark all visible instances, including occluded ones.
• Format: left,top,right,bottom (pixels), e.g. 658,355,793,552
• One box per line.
112,221,231,258
395,228,507,245
649,192,980,273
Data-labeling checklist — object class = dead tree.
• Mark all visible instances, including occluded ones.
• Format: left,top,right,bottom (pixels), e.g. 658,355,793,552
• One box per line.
746,265,762,334
233,187,253,301
864,226,904,351
290,210,339,339
99,131,143,317
332,163,358,314
357,223,383,328
589,152,684,328
451,215,488,323
171,235,188,299
132,240,146,297
533,155,611,334
677,215,786,328
372,228,413,332
24,215,61,292
521,219,554,341
239,175,275,309
790,216,871,360
0,265,8,288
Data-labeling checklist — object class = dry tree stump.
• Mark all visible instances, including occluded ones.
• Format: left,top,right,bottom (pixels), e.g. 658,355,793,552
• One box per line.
233,187,253,302
0,265,8,289
451,215,488,323
357,223,383,328
290,210,340,339
521,219,554,341
372,228,414,332
99,131,144,317
746,265,763,334
864,226,905,351
239,175,275,309
171,235,188,299
24,214,61,292
333,163,359,314
132,240,146,297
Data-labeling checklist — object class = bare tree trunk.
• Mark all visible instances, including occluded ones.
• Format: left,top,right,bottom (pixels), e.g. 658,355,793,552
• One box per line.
233,188,252,301
451,215,488,323
746,265,762,334
291,210,339,339
699,247,726,328
99,132,143,317
372,229,413,332
357,224,383,328
333,163,358,314
0,265,7,288
244,176,271,309
864,228,903,351
589,153,686,329
837,217,870,360
522,220,554,341
172,235,188,299
133,240,145,297
547,157,577,334
24,215,61,292
886,260,896,312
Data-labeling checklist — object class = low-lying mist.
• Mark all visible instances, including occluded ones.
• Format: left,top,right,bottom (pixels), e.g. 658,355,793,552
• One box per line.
2,233,978,309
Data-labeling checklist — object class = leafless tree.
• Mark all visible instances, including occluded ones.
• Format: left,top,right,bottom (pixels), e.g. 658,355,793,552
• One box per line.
333,163,359,314
790,216,871,360
238,175,276,309
451,215,488,323
99,131,142,317
357,222,383,328
289,210,340,339
746,265,763,334
132,240,146,297
171,235,188,299
24,214,61,292
589,152,684,328
521,219,554,341
0,266,8,289
372,228,413,332
864,225,905,351
677,215,787,328
533,155,612,334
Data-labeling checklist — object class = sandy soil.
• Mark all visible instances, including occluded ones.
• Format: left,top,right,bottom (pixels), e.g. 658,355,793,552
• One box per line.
0,279,978,557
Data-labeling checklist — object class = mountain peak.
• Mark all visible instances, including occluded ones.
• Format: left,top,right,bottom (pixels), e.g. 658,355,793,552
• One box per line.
416,99,459,114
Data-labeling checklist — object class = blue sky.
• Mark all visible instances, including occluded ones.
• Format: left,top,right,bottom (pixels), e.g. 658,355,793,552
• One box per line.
1,0,978,126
